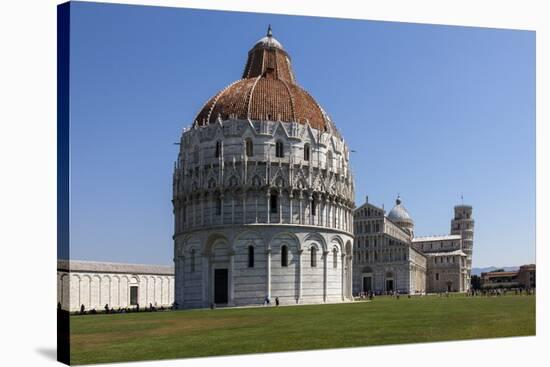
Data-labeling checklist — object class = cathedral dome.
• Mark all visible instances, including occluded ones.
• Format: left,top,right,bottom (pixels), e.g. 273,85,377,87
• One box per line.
193,26,331,131
387,195,414,225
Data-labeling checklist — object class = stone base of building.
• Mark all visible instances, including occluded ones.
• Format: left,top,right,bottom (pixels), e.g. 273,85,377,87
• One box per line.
174,225,354,309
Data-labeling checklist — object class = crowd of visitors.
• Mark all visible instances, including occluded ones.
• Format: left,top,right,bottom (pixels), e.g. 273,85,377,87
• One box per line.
467,287,535,297
64,301,179,315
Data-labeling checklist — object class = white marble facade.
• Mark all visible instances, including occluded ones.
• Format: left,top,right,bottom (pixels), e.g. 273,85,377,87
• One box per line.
353,197,473,295
57,260,174,312
175,227,353,308
173,118,355,308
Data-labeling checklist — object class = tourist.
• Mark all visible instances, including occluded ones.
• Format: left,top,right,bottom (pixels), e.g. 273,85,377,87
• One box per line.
264,295,271,306
275,297,280,306
104,304,109,314
80,304,85,315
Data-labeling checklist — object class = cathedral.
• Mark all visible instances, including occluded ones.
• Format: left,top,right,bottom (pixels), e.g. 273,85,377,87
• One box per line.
353,195,474,295
172,27,355,308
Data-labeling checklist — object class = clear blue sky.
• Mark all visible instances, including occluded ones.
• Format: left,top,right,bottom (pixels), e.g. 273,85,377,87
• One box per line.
68,2,535,268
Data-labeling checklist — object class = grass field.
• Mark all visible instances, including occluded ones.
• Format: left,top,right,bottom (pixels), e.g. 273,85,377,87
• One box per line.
69,294,536,365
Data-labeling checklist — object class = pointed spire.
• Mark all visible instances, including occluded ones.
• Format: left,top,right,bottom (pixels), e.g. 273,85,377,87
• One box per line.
267,24,273,37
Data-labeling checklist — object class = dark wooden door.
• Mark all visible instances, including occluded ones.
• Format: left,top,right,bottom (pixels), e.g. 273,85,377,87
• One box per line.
363,277,372,292
130,286,138,305
214,269,228,304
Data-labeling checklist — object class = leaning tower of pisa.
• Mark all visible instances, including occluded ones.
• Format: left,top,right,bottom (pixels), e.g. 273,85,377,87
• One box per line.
450,204,474,290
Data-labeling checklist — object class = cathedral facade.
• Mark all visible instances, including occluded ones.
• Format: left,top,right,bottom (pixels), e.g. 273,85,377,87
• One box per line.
173,28,354,309
353,196,474,295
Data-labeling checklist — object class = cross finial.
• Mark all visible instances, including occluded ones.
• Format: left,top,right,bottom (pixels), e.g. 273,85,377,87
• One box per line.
267,24,273,37
461,193,464,204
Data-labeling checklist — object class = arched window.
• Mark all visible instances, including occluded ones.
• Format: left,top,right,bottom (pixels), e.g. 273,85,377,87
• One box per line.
281,245,288,267
333,248,338,268
245,138,254,157
304,143,310,161
216,196,222,215
248,246,255,268
327,151,333,168
270,192,278,214
310,247,317,267
275,140,284,158
215,141,221,158
190,249,196,272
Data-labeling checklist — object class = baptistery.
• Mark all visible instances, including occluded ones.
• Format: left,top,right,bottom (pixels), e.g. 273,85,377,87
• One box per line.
173,27,355,308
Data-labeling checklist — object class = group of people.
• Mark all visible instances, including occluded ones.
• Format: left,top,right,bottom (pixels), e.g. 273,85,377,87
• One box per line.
64,302,178,315
263,295,280,306
357,291,375,300
357,289,418,300
467,288,536,297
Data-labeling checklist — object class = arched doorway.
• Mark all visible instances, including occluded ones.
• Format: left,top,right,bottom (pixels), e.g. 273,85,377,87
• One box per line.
205,233,231,306
385,271,394,292
362,266,373,293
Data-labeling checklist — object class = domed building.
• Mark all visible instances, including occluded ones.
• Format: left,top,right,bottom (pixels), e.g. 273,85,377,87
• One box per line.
172,27,355,309
387,195,414,236
353,194,473,295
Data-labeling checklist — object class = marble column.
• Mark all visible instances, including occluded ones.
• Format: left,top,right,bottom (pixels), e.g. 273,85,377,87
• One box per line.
341,253,346,301
231,192,235,224
289,191,294,224
228,250,235,305
200,193,205,227
266,190,271,224
297,249,303,303
323,250,328,302
220,193,225,225
266,248,272,298
347,254,353,300
278,188,282,223
299,191,303,225
324,197,329,228
308,194,313,225
242,191,247,223
201,253,208,307
255,191,258,223
191,196,197,228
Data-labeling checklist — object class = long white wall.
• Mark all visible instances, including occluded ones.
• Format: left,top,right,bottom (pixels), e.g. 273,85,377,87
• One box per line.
57,261,174,312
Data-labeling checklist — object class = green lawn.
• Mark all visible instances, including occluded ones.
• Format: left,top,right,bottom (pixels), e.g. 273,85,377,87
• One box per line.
70,294,536,365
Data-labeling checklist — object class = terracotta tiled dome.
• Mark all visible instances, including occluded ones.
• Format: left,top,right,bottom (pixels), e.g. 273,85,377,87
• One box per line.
194,26,330,131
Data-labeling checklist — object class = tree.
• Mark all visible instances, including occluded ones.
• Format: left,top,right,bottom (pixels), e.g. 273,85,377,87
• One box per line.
471,275,481,290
